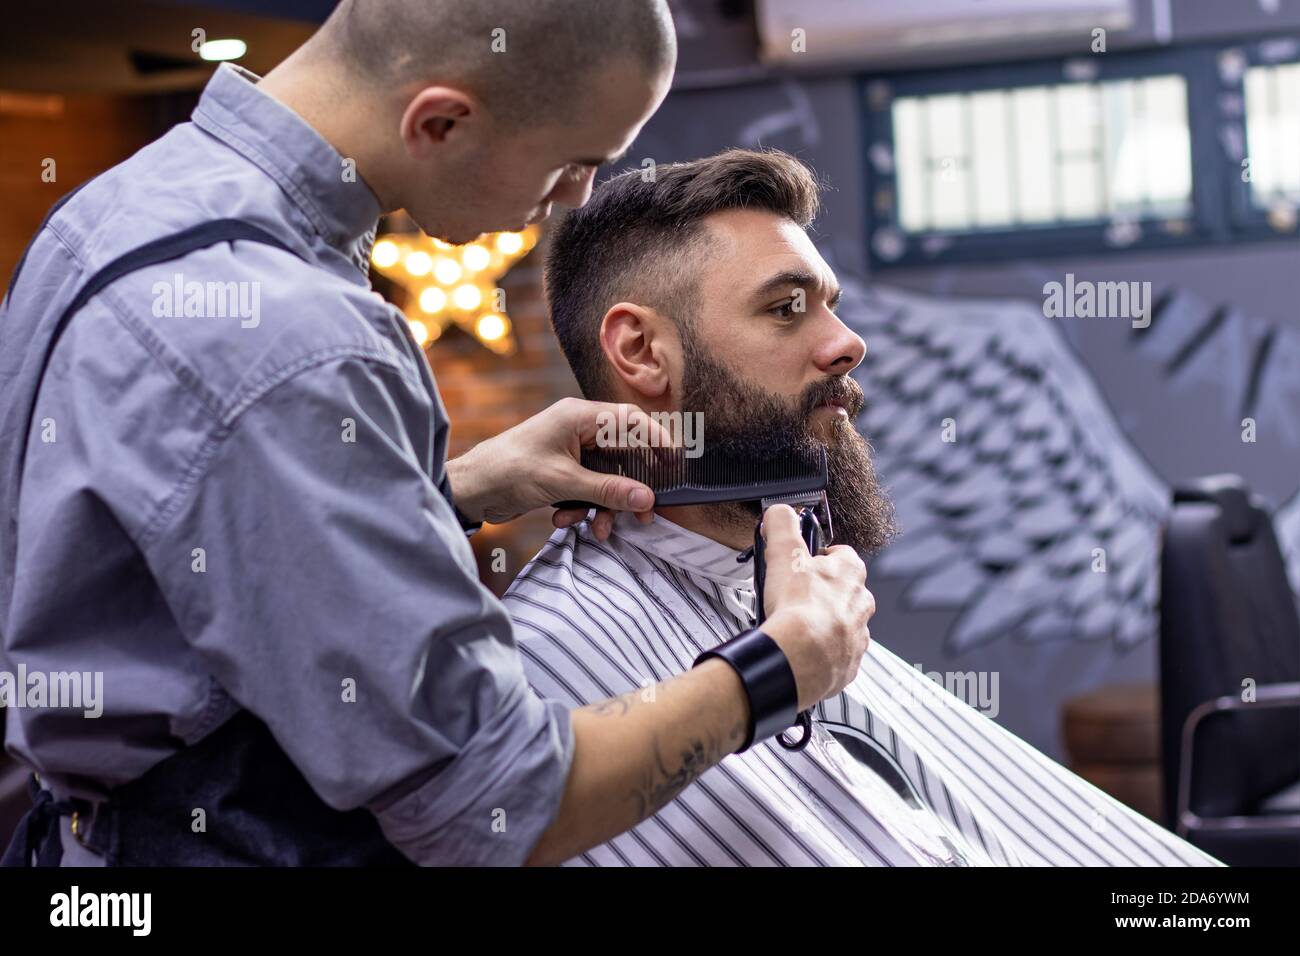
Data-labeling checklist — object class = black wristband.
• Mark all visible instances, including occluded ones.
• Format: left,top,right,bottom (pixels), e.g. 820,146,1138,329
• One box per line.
693,628,799,753
453,504,484,537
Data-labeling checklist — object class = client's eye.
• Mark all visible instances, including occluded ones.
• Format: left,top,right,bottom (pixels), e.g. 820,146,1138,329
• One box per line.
769,300,798,319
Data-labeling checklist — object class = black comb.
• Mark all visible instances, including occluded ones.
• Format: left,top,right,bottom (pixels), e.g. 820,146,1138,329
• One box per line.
555,441,830,756
554,444,827,510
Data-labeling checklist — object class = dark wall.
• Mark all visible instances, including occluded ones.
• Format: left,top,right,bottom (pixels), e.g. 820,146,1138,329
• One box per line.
625,0,1300,761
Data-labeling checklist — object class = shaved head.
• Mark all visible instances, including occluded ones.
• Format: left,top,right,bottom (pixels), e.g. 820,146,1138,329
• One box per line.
319,0,675,127
263,0,674,241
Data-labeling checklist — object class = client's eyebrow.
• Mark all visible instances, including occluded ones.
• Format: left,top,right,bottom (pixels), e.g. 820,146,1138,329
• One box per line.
752,269,843,308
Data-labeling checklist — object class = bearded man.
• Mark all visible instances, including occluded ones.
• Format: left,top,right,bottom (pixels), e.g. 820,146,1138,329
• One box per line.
507,148,1220,866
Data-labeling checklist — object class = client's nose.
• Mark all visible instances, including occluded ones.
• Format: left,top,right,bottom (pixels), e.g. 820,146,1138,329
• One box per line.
814,312,867,374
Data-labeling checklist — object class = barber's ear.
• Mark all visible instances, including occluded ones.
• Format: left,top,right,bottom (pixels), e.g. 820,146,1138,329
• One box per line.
600,303,671,399
400,87,474,159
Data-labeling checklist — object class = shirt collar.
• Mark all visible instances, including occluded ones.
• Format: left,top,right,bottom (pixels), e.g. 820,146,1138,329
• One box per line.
613,512,755,587
191,63,381,270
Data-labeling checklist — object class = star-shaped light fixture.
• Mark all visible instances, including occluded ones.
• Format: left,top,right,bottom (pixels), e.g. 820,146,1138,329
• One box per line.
370,226,540,355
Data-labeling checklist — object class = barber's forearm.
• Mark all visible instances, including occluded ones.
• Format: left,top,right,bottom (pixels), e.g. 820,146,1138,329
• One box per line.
524,657,749,866
444,399,665,528
445,453,489,524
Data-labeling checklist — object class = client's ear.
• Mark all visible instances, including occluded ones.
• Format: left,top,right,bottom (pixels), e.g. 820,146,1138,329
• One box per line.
599,303,673,401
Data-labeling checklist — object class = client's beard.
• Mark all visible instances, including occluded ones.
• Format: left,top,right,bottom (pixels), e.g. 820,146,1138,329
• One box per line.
678,335,897,556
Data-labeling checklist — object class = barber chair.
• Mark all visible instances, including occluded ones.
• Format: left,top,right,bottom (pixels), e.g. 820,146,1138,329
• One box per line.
1159,474,1300,866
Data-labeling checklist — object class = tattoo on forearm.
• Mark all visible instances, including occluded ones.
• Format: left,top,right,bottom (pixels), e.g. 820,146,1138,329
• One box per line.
586,685,744,820
588,689,637,717
632,734,723,818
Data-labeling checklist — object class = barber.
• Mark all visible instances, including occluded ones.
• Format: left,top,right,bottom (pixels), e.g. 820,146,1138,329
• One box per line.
0,0,874,867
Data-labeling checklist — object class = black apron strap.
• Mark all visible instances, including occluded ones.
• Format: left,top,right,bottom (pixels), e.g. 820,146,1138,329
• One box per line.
0,776,90,867
2,219,304,867
3,218,418,865
16,219,298,480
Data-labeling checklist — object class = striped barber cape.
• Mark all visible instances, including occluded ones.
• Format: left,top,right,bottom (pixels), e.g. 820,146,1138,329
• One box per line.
505,513,1221,867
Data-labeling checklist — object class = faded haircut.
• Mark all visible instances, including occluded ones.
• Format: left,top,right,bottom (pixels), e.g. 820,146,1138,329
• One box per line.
319,0,675,127
545,148,822,399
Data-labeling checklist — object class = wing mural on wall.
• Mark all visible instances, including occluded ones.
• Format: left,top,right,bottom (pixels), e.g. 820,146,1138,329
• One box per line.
1277,491,1300,596
839,280,1300,653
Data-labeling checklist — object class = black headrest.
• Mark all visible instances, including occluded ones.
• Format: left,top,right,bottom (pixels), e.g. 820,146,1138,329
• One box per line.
1171,473,1259,544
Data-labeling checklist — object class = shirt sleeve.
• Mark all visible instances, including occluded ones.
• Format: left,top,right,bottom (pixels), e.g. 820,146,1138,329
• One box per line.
139,349,574,866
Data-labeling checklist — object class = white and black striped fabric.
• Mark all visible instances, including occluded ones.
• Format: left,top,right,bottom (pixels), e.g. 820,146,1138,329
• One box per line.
505,513,1221,867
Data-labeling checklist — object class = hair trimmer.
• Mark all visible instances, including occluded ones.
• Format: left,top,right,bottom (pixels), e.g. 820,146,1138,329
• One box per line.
750,489,833,752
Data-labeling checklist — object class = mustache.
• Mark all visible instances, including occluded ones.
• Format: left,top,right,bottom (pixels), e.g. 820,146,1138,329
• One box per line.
798,375,866,421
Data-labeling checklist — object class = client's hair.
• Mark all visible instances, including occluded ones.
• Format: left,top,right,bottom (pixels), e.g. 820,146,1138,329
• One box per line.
545,148,822,399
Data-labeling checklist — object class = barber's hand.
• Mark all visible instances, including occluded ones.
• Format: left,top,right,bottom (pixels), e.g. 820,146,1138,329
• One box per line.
446,397,665,538
757,504,875,712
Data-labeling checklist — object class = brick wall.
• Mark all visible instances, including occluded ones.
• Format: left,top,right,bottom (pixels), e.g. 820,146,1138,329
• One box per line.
410,234,583,596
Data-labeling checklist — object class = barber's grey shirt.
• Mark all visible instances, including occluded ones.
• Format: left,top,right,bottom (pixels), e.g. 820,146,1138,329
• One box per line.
0,63,572,865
